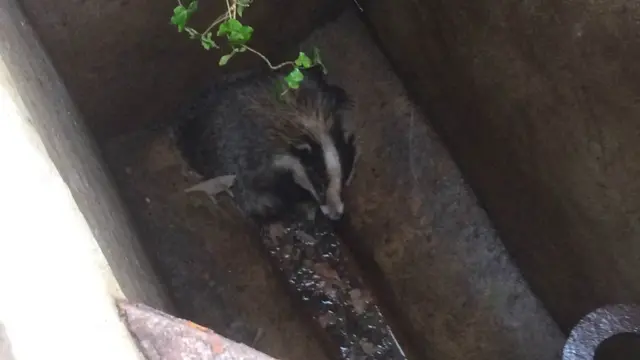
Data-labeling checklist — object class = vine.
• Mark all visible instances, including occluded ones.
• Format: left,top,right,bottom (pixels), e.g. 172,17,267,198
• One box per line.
170,0,326,90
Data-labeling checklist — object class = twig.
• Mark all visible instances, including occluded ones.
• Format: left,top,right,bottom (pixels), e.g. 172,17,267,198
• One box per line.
203,13,229,35
225,0,233,19
242,46,294,70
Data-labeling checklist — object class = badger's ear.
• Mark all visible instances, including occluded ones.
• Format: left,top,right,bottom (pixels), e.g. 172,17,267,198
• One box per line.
290,65,352,112
325,85,352,113
300,65,328,86
301,66,352,112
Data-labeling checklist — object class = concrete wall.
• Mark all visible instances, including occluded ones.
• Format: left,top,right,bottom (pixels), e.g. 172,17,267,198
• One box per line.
303,12,565,359
17,0,346,139
0,0,171,358
361,0,640,330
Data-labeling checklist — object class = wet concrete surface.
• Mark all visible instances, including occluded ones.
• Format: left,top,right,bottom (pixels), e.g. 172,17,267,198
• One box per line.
103,10,565,360
258,215,410,360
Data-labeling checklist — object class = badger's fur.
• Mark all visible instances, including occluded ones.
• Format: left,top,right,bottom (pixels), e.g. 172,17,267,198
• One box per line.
176,65,357,223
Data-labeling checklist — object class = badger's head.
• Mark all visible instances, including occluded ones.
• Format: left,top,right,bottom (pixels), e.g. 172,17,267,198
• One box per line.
266,65,358,220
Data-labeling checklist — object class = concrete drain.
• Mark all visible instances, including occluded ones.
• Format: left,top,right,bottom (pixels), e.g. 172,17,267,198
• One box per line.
563,304,640,360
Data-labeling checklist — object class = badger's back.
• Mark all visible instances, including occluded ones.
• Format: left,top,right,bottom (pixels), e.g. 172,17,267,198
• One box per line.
176,71,276,179
175,71,315,220
175,66,357,222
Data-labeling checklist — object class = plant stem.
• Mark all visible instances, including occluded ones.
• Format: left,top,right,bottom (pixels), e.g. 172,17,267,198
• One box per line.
203,13,228,35
225,0,233,19
242,46,294,70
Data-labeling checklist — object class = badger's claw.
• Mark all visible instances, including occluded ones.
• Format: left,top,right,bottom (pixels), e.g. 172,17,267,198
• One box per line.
184,174,236,204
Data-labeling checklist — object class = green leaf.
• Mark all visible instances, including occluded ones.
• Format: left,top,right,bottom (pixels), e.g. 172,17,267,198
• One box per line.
219,50,237,66
217,18,238,36
229,26,253,45
236,0,252,16
294,52,312,68
187,0,198,13
313,47,328,74
217,19,253,46
170,5,188,32
216,21,229,36
200,32,218,50
170,1,198,32
284,68,304,89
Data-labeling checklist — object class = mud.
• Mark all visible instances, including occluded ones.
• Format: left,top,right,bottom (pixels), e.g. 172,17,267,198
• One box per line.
260,215,408,360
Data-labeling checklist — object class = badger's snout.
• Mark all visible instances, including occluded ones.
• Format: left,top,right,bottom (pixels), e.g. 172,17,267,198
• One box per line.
320,202,344,220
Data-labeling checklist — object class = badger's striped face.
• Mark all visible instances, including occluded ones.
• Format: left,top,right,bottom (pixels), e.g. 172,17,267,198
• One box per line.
287,117,357,220
267,69,357,220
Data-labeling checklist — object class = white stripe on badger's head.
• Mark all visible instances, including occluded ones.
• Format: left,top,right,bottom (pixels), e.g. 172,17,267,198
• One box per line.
319,134,344,220
265,72,353,221
272,154,319,201
273,135,345,220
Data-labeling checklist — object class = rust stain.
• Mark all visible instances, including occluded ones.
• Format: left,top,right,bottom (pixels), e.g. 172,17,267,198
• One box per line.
210,334,226,354
187,321,209,333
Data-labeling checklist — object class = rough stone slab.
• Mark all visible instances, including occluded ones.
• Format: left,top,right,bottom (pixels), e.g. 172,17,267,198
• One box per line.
359,0,640,331
301,11,566,359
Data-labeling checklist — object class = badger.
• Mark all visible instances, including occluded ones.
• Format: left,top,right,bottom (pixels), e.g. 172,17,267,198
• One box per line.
175,65,358,224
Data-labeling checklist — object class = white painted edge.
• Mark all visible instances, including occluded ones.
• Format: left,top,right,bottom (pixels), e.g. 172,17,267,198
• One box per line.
0,66,145,360
0,1,168,358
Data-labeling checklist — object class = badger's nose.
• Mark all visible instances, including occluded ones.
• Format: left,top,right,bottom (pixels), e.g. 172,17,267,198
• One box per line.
321,204,344,220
